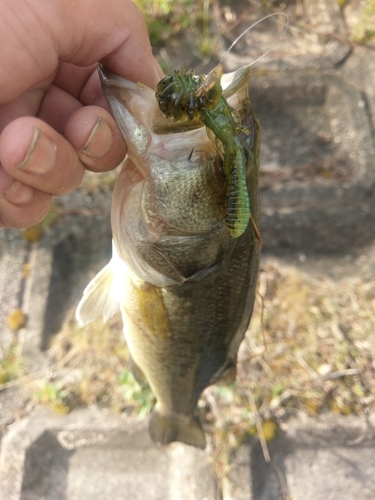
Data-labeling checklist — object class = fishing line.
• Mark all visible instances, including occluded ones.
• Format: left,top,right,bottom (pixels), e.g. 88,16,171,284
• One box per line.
219,12,289,68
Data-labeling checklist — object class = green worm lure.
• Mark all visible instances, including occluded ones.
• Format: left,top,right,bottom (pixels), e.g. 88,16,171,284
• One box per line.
155,65,250,239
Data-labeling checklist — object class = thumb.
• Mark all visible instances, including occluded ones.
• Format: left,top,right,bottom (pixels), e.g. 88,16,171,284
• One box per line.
0,0,163,105
58,0,164,86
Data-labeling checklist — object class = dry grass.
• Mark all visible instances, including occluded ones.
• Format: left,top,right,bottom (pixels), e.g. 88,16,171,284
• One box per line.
348,0,375,44
0,344,24,385
203,259,375,475
248,261,375,416
31,309,154,417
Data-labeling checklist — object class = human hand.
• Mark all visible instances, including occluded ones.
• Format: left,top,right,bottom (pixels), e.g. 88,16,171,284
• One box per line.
0,0,163,228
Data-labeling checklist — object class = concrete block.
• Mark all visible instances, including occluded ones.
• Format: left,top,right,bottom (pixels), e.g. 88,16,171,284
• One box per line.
0,230,28,359
226,414,375,500
18,213,112,371
250,71,375,253
0,408,218,500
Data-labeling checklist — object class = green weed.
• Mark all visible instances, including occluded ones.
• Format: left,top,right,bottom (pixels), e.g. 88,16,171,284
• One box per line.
0,344,23,385
119,370,155,417
350,0,375,43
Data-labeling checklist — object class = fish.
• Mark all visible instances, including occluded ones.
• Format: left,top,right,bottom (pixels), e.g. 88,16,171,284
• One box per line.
76,63,260,449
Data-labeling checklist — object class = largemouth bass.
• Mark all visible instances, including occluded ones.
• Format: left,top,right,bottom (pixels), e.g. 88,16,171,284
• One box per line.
76,63,260,449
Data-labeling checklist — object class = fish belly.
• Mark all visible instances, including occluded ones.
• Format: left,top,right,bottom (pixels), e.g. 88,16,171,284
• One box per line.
120,224,259,448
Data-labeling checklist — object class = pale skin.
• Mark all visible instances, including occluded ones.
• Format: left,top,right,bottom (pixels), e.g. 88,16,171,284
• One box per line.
0,0,163,228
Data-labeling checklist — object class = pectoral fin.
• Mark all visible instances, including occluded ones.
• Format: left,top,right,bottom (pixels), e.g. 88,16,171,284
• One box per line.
76,261,118,325
149,404,206,450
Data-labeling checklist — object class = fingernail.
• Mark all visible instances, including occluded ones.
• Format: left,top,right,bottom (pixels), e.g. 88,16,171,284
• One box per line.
17,127,56,175
155,61,165,80
79,117,112,160
2,180,34,205
152,59,164,88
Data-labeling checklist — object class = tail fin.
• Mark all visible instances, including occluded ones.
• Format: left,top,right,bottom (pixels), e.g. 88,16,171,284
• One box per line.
149,405,206,450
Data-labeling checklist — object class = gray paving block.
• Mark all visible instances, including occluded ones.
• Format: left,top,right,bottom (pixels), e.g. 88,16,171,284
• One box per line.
3,410,375,500
0,407,218,500
39,214,112,343
20,244,54,370
340,46,375,132
17,213,112,371
251,70,375,253
0,230,28,359
227,414,375,500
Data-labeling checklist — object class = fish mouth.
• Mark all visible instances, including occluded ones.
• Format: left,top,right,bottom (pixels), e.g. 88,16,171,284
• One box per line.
98,64,252,135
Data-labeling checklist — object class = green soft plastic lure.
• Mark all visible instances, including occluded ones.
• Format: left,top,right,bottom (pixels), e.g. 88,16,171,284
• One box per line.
156,64,250,239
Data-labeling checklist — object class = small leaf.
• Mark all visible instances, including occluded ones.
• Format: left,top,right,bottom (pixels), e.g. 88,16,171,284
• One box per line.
7,309,26,330
22,226,44,242
261,420,278,442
